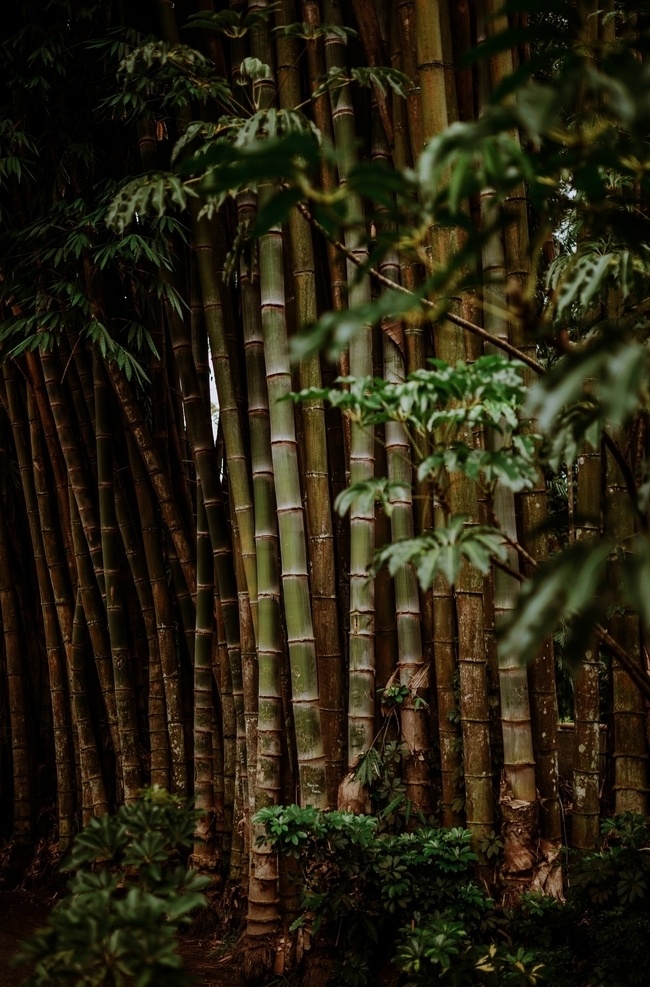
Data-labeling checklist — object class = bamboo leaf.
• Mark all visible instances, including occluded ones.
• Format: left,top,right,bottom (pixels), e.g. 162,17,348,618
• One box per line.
498,541,612,665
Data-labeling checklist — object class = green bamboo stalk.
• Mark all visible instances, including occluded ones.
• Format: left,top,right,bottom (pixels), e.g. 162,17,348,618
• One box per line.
276,0,345,806
194,482,218,866
321,0,377,775
246,0,327,808
257,225,328,804
482,0,561,837
237,188,283,934
372,112,432,813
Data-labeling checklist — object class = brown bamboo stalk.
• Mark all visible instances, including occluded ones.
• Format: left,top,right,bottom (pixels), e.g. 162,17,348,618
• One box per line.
0,499,33,843
113,475,171,791
94,352,142,801
194,482,218,866
126,431,188,795
573,444,602,848
105,359,197,601
5,363,76,846
27,385,107,819
606,440,647,814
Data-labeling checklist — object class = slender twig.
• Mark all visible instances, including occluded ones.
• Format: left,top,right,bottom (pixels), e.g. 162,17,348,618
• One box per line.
293,198,544,374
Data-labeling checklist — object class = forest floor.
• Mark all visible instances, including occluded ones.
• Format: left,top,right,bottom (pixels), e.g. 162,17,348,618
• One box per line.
0,890,243,987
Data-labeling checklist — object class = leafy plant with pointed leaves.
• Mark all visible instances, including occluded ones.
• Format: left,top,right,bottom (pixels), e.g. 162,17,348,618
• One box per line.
14,789,210,987
256,806,510,987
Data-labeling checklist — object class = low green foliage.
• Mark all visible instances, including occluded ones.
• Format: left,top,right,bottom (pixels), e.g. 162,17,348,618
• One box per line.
15,789,210,987
510,813,650,987
255,805,536,986
257,808,650,987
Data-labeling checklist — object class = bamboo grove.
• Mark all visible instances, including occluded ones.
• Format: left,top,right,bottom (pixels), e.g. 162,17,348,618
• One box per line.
1,0,650,965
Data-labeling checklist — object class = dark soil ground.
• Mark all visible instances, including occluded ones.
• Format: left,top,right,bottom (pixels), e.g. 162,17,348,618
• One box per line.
0,891,242,987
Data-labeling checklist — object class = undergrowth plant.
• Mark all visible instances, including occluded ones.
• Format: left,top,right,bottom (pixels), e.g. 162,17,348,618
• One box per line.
255,807,541,987
14,789,210,987
512,813,650,987
257,808,650,987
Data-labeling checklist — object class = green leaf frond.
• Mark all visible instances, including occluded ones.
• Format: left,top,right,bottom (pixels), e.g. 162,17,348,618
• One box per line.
529,330,650,440
373,519,507,590
334,479,411,518
184,4,280,40
313,65,410,105
105,173,197,234
272,22,357,43
498,539,613,666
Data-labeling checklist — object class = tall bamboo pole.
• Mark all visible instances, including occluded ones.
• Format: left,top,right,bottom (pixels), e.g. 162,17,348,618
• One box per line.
113,475,171,791
238,187,283,936
5,363,76,846
606,440,647,814
321,0,377,776
414,0,466,827
475,0,537,815
126,432,188,794
249,0,327,808
276,0,345,806
27,386,108,819
482,0,561,839
573,444,602,847
94,351,142,801
0,496,33,844
194,482,218,866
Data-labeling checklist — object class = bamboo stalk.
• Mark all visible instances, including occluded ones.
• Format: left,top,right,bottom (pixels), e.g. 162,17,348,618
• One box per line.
475,0,536,810
573,444,602,848
5,363,76,846
194,482,218,866
248,0,327,808
481,0,561,838
276,0,345,805
114,475,171,791
0,499,33,843
25,373,107,818
322,0,377,775
105,359,197,601
94,352,142,801
606,438,647,814
126,432,188,794
237,188,283,933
